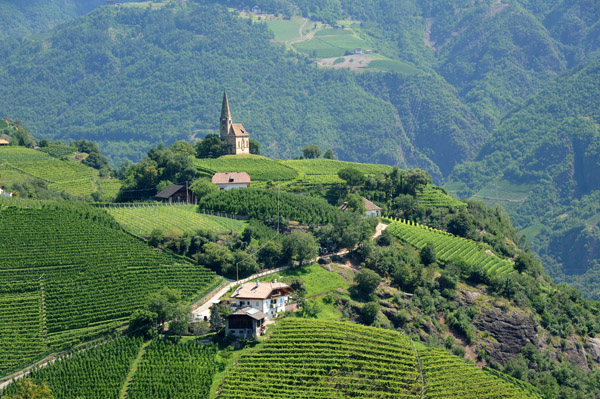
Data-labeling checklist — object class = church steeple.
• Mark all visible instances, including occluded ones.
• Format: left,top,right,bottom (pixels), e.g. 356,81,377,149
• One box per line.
221,90,232,120
220,90,232,140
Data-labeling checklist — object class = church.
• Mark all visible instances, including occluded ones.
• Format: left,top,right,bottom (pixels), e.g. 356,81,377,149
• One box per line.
220,90,250,155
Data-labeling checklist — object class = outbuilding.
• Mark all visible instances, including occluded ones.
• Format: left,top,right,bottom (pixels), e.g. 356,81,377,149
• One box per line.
155,184,195,203
0,139,9,146
225,307,267,338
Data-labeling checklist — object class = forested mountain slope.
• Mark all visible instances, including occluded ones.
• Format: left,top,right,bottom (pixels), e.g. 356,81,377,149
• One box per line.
448,58,600,298
0,0,104,38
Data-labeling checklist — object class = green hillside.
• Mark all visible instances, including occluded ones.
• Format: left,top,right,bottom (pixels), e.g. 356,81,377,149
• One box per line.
447,58,600,299
0,146,120,200
0,0,103,38
104,203,246,236
0,201,221,375
218,318,539,398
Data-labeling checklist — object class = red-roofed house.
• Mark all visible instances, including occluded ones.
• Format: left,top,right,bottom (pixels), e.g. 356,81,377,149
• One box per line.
211,172,251,191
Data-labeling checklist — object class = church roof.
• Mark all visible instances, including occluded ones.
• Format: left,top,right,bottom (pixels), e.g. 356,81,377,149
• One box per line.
221,90,232,120
230,123,250,137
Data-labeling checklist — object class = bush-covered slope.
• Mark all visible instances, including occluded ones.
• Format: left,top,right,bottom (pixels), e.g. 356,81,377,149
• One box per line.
218,318,539,398
0,201,220,375
0,0,103,39
447,58,600,298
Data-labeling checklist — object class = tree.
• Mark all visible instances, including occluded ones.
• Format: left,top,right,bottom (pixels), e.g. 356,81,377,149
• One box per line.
195,134,227,158
4,379,53,399
447,212,473,238
337,167,365,189
404,169,432,195
128,309,157,338
420,242,437,265
323,149,335,159
361,301,380,325
354,269,381,295
345,193,365,214
514,252,542,275
209,303,224,331
249,139,261,155
282,230,318,266
302,145,321,159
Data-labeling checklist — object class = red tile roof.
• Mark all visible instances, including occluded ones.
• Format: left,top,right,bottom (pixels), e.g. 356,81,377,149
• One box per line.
212,172,251,185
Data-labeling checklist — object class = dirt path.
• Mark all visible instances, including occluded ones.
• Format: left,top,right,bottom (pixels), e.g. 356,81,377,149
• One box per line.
119,340,151,399
0,354,59,391
372,222,388,239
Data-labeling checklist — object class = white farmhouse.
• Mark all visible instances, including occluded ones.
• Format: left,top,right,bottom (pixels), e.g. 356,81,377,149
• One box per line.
211,172,251,191
230,281,293,318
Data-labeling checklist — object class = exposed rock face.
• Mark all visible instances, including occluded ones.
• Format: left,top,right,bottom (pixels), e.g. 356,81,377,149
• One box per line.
563,338,590,371
587,338,600,364
473,306,539,365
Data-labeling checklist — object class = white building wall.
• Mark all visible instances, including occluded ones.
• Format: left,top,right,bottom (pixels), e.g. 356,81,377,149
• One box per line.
216,183,249,191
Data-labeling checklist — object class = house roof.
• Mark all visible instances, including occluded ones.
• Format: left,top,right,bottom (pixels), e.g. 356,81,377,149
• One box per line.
212,172,251,185
230,123,250,137
231,282,292,300
339,198,381,212
363,198,381,211
0,139,9,145
155,184,184,199
228,306,267,321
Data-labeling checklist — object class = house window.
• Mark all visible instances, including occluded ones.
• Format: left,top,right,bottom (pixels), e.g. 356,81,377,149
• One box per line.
256,302,259,307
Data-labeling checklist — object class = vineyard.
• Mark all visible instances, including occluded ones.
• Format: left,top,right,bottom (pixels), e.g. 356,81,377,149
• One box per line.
0,147,121,200
384,218,514,275
126,339,216,399
0,337,144,399
104,203,246,236
0,202,221,375
417,185,466,208
217,319,539,398
282,158,393,176
197,188,341,224
195,155,298,181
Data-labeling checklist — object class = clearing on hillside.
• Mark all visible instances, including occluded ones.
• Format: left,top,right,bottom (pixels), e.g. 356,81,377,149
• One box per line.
293,28,369,58
217,318,540,398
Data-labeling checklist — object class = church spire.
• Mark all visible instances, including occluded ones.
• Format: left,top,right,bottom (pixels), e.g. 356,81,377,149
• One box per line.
221,90,232,121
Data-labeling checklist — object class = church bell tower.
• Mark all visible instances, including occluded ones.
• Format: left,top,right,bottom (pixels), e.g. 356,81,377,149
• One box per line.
220,90,232,141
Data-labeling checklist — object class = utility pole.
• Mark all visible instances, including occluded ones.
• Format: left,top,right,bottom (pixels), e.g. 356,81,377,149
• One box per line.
186,181,189,204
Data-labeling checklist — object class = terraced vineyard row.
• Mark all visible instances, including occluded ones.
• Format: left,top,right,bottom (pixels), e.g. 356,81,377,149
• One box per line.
104,203,246,236
0,147,121,199
418,345,542,398
0,203,220,375
127,339,216,399
417,185,467,208
0,337,144,399
282,158,393,176
195,155,298,181
218,319,538,399
384,218,514,276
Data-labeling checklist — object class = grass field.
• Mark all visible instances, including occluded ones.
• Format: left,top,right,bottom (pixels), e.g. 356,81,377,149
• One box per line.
104,203,246,236
293,28,369,58
195,154,298,181
266,17,305,42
